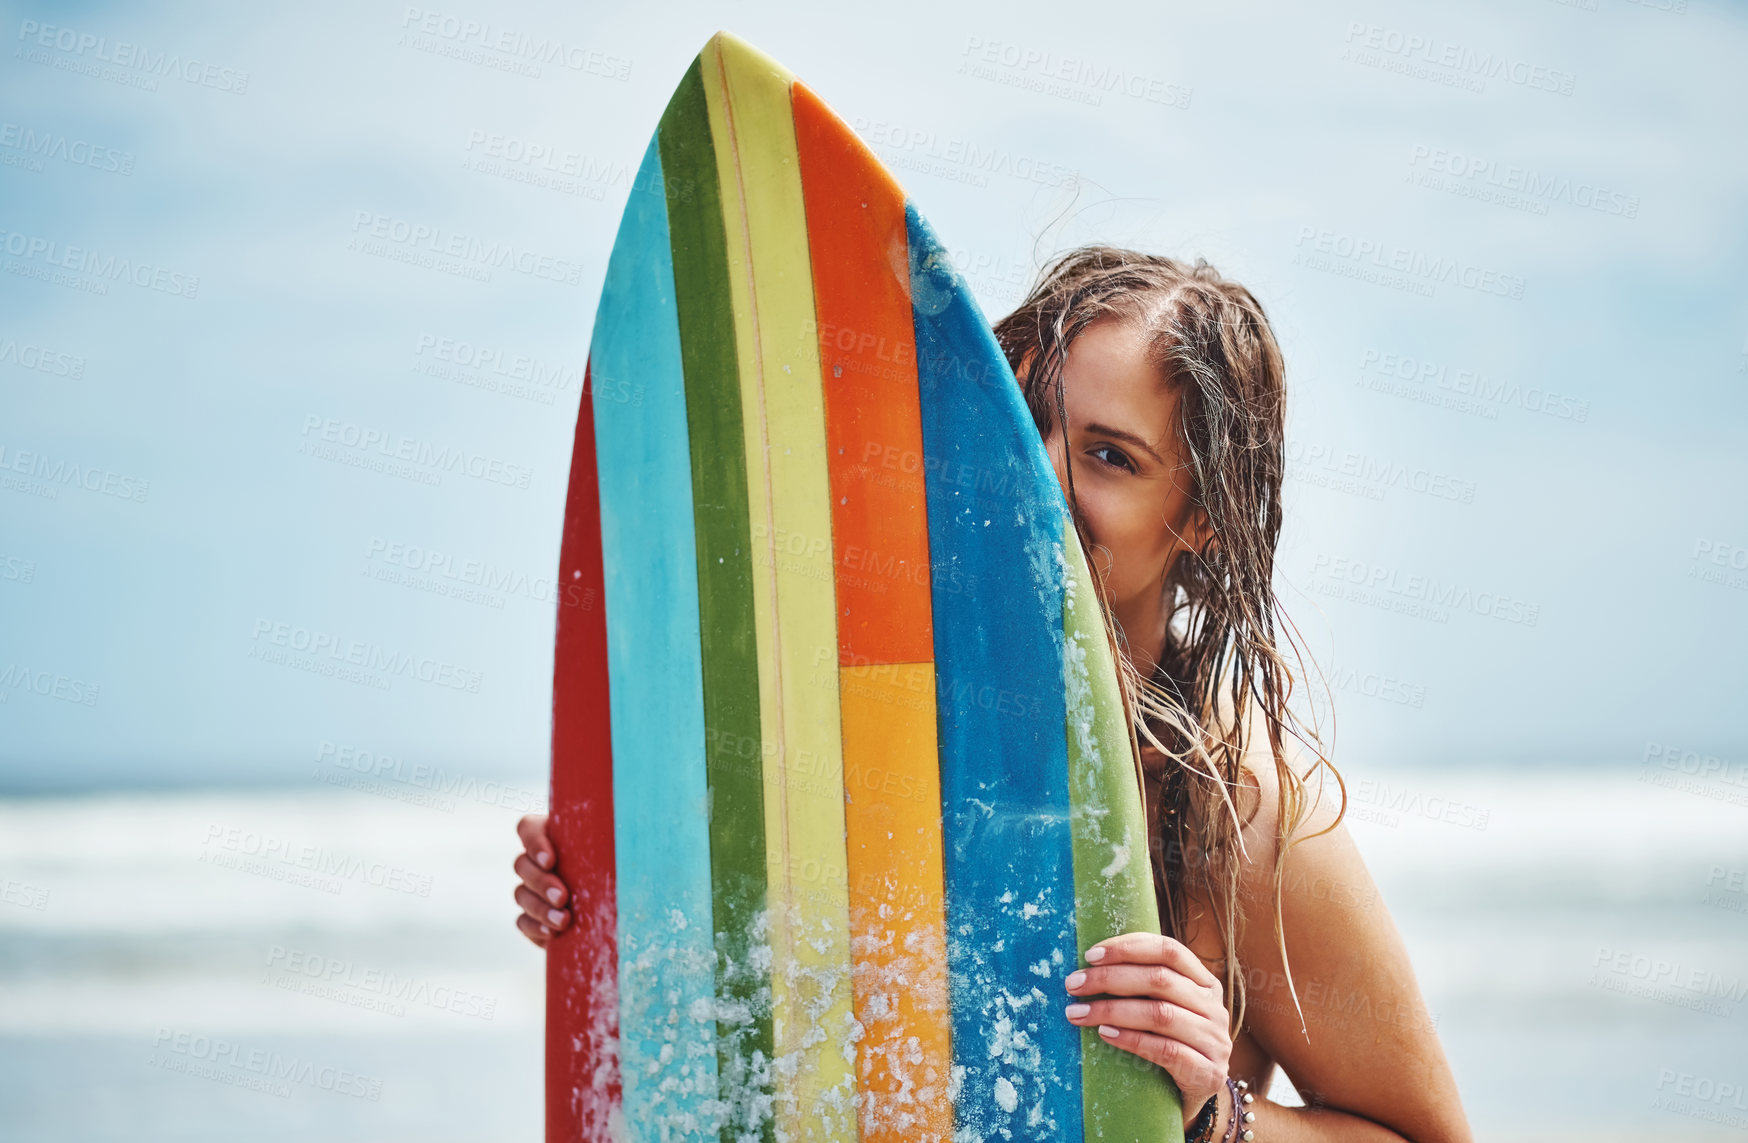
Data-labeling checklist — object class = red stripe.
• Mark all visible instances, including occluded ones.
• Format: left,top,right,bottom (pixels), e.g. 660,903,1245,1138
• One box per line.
547,360,621,1141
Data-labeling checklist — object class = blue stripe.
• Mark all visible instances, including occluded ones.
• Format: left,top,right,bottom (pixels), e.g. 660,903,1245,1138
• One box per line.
908,203,1084,1143
591,135,719,1139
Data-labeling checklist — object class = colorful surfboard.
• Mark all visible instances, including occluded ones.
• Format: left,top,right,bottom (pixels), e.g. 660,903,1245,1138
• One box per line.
548,31,1182,1143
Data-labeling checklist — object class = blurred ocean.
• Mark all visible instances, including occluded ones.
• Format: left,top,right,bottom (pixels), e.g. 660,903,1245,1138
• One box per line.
0,764,1744,1142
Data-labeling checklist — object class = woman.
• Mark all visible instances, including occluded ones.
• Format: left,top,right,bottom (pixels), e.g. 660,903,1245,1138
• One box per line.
513,247,1473,1143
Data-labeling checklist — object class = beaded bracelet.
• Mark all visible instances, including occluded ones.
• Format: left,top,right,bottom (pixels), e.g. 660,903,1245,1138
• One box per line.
1220,1077,1257,1143
1184,1088,1220,1143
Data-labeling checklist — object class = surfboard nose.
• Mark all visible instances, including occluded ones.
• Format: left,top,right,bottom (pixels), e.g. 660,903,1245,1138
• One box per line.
700,29,797,88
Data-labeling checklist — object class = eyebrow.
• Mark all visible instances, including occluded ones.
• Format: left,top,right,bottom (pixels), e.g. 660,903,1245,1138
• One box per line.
1082,421,1167,465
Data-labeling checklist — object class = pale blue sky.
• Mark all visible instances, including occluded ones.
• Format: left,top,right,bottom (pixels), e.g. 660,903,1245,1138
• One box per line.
1,0,1744,791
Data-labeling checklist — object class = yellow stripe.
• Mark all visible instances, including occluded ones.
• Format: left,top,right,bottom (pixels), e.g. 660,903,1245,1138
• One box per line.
702,32,855,1140
840,663,953,1142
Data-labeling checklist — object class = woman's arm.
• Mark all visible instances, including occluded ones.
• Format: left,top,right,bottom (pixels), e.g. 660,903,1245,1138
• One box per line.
1070,703,1473,1143
1226,744,1473,1143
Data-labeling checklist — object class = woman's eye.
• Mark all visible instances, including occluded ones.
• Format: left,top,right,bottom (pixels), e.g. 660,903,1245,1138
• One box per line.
1089,445,1134,472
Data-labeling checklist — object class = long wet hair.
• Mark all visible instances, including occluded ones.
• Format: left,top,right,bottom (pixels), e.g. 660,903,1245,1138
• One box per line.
993,245,1343,1033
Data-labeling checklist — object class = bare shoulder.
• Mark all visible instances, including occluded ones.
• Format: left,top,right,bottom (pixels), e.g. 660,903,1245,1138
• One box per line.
1216,700,1472,1142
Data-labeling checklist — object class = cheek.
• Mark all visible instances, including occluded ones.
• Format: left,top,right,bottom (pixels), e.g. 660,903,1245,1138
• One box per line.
1085,488,1176,589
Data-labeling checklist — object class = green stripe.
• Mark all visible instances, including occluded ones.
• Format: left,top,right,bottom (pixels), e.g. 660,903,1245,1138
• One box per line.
1063,521,1186,1142
658,59,774,1143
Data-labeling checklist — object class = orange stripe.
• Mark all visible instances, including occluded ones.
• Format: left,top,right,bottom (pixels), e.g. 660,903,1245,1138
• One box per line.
793,80,953,1143
837,663,952,1142
792,81,932,669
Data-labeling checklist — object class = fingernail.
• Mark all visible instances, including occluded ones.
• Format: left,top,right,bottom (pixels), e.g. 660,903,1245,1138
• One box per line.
546,887,564,905
1065,1003,1090,1019
536,851,553,869
1098,1024,1119,1039
1086,947,1107,963
548,908,566,926
1065,971,1086,990
539,924,552,937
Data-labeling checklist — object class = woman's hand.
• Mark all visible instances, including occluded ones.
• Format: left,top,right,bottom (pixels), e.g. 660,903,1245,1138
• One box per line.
1065,932,1233,1126
513,814,572,949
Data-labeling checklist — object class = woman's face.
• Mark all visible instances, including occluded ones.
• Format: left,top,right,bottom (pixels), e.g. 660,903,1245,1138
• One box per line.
1040,316,1210,653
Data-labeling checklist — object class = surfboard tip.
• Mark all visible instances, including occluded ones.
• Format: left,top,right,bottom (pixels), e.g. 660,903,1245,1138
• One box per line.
700,29,797,87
